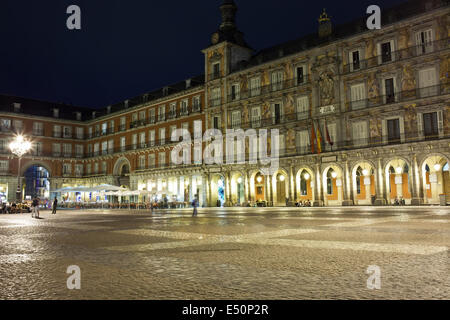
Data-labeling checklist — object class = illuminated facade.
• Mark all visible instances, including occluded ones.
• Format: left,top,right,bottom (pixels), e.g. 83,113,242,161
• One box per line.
0,0,449,206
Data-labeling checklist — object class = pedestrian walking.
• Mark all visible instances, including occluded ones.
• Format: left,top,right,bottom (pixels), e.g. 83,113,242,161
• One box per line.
31,198,37,218
192,195,198,217
34,198,40,218
52,197,58,214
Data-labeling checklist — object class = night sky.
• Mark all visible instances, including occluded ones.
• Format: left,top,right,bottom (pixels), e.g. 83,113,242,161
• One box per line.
0,0,407,108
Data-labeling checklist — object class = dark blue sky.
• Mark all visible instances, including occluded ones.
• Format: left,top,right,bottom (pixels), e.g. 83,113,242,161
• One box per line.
0,0,406,108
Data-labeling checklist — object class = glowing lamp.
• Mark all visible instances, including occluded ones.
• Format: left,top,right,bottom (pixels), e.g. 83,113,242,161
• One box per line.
395,167,402,174
304,173,310,180
237,177,242,184
434,164,441,171
279,175,285,181
256,176,262,183
331,172,338,179
362,169,369,176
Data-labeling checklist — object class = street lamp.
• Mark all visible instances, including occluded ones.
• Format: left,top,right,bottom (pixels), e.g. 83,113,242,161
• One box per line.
9,135,32,202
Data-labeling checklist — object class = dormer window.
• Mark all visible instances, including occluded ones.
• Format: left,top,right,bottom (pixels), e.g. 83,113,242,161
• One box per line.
53,108,59,118
163,87,169,96
124,100,129,108
186,79,191,89
106,106,111,114
13,103,21,113
92,111,96,119
75,112,82,121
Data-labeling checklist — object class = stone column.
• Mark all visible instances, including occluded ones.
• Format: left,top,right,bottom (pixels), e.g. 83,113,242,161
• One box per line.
269,175,274,206
243,172,248,205
246,171,251,203
288,165,295,206
374,158,387,205
207,173,212,207
313,163,323,206
224,171,233,207
188,175,193,202
411,155,423,205
342,161,353,206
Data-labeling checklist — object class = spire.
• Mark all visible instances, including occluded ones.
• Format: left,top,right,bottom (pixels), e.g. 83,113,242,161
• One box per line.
210,0,249,48
220,0,238,30
318,8,333,38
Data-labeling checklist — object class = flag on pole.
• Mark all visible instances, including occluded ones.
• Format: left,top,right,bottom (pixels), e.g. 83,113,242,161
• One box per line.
316,122,322,154
325,120,334,147
310,121,316,154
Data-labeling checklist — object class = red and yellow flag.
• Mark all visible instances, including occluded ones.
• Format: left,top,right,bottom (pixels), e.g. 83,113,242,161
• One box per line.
316,123,322,154
310,122,316,154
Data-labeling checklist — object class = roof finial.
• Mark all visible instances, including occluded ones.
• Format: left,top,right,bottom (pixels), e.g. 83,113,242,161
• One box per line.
318,8,331,23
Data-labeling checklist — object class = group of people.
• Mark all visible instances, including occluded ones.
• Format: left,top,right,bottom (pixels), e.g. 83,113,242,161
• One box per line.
295,200,312,207
393,197,406,206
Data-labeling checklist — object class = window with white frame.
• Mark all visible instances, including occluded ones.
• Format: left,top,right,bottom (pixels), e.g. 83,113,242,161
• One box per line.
139,132,146,148
181,99,188,115
148,153,155,168
101,123,107,135
108,140,114,153
52,143,61,157
231,110,241,128
12,120,22,132
94,143,100,155
34,142,43,156
75,164,83,176
231,83,240,101
418,67,438,97
139,155,146,169
296,130,310,154
350,83,366,110
88,126,93,138
132,113,138,125
250,77,261,97
0,139,6,152
75,144,83,157
62,144,71,157
63,163,71,175
211,88,221,106
169,103,176,118
159,128,165,145
158,152,166,167
53,125,61,137
76,127,83,139
139,110,146,122
251,107,261,128
415,29,434,55
149,108,155,123
0,160,8,172
109,120,114,133
296,96,309,119
148,130,155,146
0,119,11,131
378,39,395,64
101,161,107,174
94,163,99,174
169,125,177,140
352,121,368,146
101,141,108,154
33,122,43,136
271,71,284,91
158,105,166,121
86,163,91,175
120,136,126,151
132,134,137,149
193,96,201,112
120,117,126,130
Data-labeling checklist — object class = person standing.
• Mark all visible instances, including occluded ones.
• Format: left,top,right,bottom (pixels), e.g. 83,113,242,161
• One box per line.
31,198,37,218
35,198,40,218
52,197,58,214
192,195,198,217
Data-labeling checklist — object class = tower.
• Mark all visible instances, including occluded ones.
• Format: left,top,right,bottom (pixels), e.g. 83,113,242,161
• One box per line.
318,8,333,38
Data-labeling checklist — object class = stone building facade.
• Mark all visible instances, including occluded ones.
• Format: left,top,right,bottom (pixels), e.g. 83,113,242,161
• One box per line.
0,0,449,207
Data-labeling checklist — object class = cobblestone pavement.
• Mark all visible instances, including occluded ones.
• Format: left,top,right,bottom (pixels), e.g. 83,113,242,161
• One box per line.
0,206,449,300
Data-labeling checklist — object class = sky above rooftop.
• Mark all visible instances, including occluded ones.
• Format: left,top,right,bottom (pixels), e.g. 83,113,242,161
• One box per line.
0,0,406,108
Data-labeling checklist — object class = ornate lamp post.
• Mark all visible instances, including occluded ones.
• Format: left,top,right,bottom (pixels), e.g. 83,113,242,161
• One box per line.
9,135,32,202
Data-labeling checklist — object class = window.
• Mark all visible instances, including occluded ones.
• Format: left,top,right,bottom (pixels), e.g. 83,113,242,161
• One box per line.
101,141,108,155
76,127,83,139
349,50,361,71
169,103,176,119
34,142,43,156
120,117,126,131
139,155,146,169
120,137,126,151
75,164,83,176
384,78,395,104
132,134,137,149
63,163,71,175
212,62,220,79
12,120,22,132
272,103,282,125
149,109,156,123
53,143,61,157
101,123,107,135
326,170,335,195
53,108,59,118
250,77,261,97
0,160,8,172
149,130,155,146
87,144,92,156
94,143,100,155
231,83,240,101
211,88,221,106
108,140,114,153
158,105,166,121
1,119,11,131
299,170,309,195
169,125,177,140
296,66,306,85
109,121,114,134
132,113,138,125
182,122,189,133
387,118,400,144
95,124,100,136
88,126,93,138
180,100,188,115
423,112,438,139
33,122,44,136
379,40,395,63
75,144,83,158
193,96,201,112
418,68,438,97
159,128,166,145
231,110,241,128
271,71,283,91
63,126,72,138
352,121,368,146
277,134,285,156
102,161,107,174
350,83,366,110
139,110,146,123
53,125,61,138
86,164,91,175
63,144,72,157
158,152,166,167
94,163,99,174
415,29,433,55
296,130,310,154
213,116,220,130
251,107,261,128
0,139,6,153
139,132,146,148
148,154,155,168
296,96,309,119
